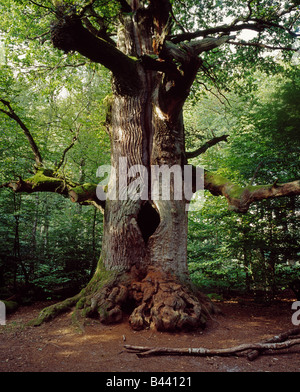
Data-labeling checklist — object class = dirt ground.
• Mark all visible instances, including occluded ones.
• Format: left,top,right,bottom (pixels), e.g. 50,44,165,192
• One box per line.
0,296,300,373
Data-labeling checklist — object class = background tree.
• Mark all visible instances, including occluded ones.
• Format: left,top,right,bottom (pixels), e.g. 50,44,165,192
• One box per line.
0,0,300,331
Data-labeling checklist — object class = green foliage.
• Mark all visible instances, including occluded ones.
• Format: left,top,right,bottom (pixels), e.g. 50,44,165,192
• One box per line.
186,68,300,297
0,0,112,297
173,0,298,94
0,0,299,303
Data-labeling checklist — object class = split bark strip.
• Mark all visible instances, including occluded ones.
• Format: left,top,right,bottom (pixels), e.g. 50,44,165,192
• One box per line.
124,337,300,359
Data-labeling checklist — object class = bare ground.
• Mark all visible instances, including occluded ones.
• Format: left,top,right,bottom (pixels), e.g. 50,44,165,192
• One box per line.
0,296,300,373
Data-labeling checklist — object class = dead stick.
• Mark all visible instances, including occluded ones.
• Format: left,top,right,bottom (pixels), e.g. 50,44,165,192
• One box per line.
247,327,300,361
125,338,300,357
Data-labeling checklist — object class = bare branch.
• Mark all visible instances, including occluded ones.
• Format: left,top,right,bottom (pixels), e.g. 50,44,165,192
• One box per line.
169,3,186,33
186,134,229,159
197,79,231,106
0,99,43,167
169,23,264,44
249,161,264,185
78,0,99,17
246,0,254,19
28,0,55,13
81,6,117,47
278,4,299,17
55,127,80,172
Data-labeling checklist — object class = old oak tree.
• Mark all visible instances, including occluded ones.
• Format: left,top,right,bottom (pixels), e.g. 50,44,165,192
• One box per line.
1,0,300,331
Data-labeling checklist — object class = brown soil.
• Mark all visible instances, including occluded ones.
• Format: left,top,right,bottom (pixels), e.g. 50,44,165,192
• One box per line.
0,296,300,373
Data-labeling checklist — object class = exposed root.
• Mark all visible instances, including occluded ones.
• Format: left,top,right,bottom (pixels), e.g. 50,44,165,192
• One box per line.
29,267,215,332
128,269,212,331
76,268,214,332
28,292,83,326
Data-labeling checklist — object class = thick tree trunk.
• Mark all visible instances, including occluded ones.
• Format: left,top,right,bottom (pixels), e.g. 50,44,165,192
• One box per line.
79,104,206,328
73,12,212,332
73,92,210,329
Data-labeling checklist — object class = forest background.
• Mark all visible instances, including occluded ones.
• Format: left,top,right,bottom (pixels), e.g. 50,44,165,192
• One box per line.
0,0,299,309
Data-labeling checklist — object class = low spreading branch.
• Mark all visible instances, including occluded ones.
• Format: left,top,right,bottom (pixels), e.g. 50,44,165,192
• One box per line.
125,327,300,360
2,168,105,211
186,134,229,159
4,167,299,215
202,171,300,213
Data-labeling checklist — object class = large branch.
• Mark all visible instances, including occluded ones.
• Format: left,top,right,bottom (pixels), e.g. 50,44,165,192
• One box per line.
170,22,267,44
50,14,140,93
203,171,300,213
0,99,43,167
158,36,233,113
170,8,299,44
2,168,105,211
5,167,299,214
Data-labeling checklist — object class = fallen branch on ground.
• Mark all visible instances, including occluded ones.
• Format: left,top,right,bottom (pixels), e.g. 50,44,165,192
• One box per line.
125,327,300,360
246,327,300,361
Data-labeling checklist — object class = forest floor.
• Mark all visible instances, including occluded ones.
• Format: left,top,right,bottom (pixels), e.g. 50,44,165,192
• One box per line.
0,294,300,374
